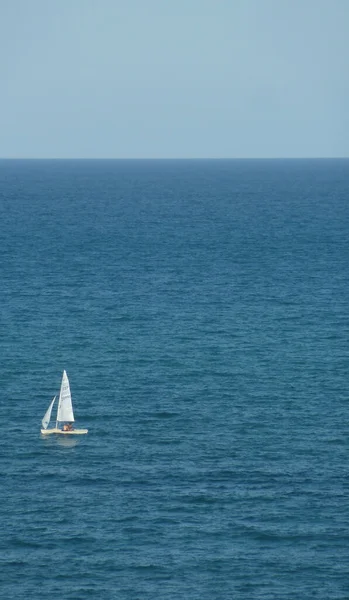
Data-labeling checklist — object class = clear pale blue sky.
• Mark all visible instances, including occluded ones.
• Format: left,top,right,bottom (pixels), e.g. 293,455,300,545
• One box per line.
1,0,348,158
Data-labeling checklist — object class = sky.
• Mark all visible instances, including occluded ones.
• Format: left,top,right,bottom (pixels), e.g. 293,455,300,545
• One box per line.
1,0,348,158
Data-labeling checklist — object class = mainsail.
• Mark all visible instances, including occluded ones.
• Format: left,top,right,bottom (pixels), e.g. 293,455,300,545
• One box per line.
56,370,75,423
42,396,56,429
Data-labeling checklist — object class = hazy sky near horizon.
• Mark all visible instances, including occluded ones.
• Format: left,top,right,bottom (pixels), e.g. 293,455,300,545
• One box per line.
1,0,348,158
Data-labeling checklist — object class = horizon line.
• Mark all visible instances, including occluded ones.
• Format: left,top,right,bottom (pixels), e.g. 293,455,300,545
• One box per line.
0,156,348,161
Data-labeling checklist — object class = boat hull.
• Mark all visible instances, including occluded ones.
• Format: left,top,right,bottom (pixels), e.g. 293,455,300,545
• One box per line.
41,428,88,435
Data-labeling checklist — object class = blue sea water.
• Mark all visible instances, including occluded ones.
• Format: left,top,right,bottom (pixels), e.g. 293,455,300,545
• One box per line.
1,158,349,599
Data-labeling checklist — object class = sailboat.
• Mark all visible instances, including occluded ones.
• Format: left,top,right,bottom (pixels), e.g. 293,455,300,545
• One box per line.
40,370,88,435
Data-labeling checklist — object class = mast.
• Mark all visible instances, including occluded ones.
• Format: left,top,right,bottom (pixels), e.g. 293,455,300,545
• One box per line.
56,372,62,429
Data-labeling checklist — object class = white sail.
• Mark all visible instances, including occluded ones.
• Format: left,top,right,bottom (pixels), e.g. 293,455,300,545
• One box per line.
41,396,56,429
56,370,75,423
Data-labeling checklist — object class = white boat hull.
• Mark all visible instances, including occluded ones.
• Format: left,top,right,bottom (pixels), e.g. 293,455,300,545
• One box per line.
41,427,88,435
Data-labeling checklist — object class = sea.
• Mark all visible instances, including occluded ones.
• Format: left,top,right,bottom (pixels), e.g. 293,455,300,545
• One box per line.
0,158,349,599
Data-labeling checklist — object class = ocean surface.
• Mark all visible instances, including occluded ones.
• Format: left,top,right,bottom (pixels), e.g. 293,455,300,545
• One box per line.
1,158,349,599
